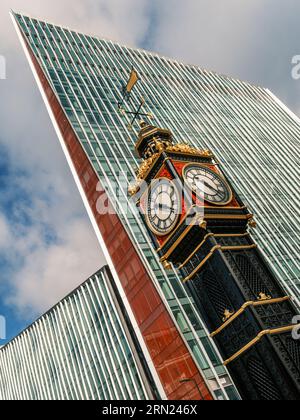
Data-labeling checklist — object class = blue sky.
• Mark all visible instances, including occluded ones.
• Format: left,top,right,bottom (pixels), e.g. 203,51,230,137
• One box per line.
0,0,300,344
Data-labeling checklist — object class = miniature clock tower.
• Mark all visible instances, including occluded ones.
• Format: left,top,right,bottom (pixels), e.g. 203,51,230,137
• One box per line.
129,122,300,400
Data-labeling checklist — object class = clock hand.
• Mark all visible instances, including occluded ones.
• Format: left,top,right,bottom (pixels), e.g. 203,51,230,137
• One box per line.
196,179,220,196
156,203,172,212
203,181,219,193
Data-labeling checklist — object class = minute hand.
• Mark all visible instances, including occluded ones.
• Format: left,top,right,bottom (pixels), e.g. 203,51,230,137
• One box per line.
203,181,219,194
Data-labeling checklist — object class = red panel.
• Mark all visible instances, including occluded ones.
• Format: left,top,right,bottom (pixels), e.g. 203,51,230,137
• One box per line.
173,160,241,208
23,34,213,401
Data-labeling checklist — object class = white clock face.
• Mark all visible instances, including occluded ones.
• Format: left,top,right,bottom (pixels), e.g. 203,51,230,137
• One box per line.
146,178,180,236
183,164,232,205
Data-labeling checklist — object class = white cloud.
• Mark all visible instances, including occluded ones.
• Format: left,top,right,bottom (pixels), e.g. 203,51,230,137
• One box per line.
151,0,300,112
7,217,103,317
0,0,152,320
0,185,103,318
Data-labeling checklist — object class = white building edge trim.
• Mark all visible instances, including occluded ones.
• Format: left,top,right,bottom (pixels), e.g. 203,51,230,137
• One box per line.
265,88,300,126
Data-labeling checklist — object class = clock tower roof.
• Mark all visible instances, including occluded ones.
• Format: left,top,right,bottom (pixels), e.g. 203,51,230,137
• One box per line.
135,122,173,159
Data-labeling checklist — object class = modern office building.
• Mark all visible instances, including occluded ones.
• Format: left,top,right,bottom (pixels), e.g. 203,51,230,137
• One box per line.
0,266,158,400
11,11,300,400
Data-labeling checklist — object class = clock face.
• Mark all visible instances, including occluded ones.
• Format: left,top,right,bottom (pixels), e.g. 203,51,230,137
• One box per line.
146,178,181,236
183,164,232,206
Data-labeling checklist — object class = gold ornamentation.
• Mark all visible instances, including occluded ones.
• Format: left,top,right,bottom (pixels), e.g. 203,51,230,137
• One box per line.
223,309,235,322
162,261,172,270
258,292,272,301
183,244,257,283
135,153,160,180
183,245,222,283
160,212,204,261
154,139,165,153
128,180,142,197
224,325,296,366
221,244,257,251
166,143,213,158
204,214,254,221
178,233,214,269
210,296,291,338
199,220,207,230
248,218,257,228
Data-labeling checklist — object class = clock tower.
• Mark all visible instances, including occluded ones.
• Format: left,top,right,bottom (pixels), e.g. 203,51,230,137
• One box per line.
129,122,300,400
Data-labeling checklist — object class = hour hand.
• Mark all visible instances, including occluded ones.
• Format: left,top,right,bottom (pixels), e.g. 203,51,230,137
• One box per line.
156,203,171,211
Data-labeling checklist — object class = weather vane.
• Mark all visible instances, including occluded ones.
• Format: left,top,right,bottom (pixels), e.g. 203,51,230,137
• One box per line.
118,68,154,130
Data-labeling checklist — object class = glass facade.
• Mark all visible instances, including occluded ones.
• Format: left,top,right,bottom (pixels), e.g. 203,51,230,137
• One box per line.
0,266,152,400
12,12,300,400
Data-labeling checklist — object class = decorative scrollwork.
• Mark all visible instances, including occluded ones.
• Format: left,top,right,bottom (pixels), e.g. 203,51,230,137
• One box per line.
258,292,272,302
223,309,235,322
166,143,214,158
136,153,160,180
128,180,143,197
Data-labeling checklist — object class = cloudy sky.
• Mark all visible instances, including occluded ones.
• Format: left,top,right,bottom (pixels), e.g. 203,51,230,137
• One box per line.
0,0,299,343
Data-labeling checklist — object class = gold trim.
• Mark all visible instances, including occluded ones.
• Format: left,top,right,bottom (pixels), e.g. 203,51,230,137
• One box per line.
183,244,257,283
223,325,295,366
178,232,251,269
204,214,253,220
156,205,197,252
214,233,250,238
178,233,215,269
204,206,247,211
257,292,272,301
248,218,257,228
162,261,172,270
221,245,257,252
172,159,219,167
199,220,207,230
144,178,181,237
210,296,291,338
182,163,233,207
183,245,221,283
136,152,161,181
128,179,143,197
166,145,214,159
223,309,235,322
160,213,204,261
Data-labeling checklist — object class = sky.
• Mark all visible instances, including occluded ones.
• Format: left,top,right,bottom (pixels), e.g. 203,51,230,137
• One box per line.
0,0,300,343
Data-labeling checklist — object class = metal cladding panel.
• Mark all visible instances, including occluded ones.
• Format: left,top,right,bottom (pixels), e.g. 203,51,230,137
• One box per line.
0,267,152,400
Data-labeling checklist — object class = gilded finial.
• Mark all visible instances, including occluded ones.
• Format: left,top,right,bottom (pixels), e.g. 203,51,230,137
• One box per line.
223,309,234,322
139,120,147,128
258,293,272,301
162,260,172,270
249,218,257,229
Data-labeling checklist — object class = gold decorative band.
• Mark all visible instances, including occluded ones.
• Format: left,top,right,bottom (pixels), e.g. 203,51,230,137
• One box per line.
178,232,251,269
157,205,198,253
160,214,204,261
178,233,215,269
213,233,250,238
183,245,221,283
204,214,253,220
210,296,291,338
182,244,257,283
223,325,296,366
221,245,257,251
